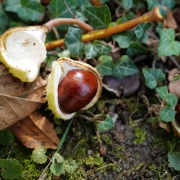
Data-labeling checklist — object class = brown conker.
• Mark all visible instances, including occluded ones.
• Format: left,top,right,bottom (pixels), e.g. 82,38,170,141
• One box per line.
58,69,98,114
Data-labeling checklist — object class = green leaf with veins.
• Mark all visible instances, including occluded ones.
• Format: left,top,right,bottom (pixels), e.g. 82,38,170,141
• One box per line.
120,0,133,10
127,42,148,57
96,55,114,76
160,106,176,122
166,94,178,107
142,68,165,89
158,28,180,57
113,55,138,79
113,31,133,48
134,22,152,39
161,0,175,9
85,40,111,59
168,151,180,171
146,0,159,10
49,0,78,18
84,4,111,29
65,27,85,58
50,161,66,176
156,86,169,100
0,159,23,180
117,12,135,23
98,115,114,132
4,0,21,13
53,153,64,163
31,146,48,164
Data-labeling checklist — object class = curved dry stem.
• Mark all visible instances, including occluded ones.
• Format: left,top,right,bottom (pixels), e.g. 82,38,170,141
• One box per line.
45,6,163,50
44,18,93,32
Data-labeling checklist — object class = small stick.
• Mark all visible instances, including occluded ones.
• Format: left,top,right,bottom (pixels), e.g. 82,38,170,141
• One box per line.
44,18,93,32
45,6,163,50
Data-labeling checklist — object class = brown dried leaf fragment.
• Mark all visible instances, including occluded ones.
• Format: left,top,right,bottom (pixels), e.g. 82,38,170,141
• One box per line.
0,63,47,130
9,110,60,149
163,10,177,29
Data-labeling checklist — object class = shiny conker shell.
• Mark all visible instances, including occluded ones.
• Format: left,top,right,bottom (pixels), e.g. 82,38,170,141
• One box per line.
58,69,98,114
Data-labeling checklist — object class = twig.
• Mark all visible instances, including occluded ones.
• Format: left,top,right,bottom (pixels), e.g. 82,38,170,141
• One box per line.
62,0,77,19
44,18,93,32
169,56,180,69
45,6,163,50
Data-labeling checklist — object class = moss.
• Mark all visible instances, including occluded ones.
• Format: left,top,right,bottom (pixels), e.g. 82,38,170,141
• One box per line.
133,127,147,145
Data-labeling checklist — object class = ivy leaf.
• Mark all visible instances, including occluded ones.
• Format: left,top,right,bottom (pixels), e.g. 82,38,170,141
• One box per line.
84,4,111,29
0,7,10,35
85,41,111,59
113,55,138,79
0,159,23,180
146,0,160,10
98,115,114,132
17,0,44,22
168,151,180,171
160,106,176,122
166,94,178,107
158,28,180,57
134,22,152,39
127,42,148,57
65,27,85,58
4,0,44,22
161,0,175,9
117,12,135,23
96,55,114,76
0,130,14,146
113,31,133,48
31,146,48,164
4,0,21,13
49,0,77,18
120,0,133,10
156,86,169,100
142,68,165,89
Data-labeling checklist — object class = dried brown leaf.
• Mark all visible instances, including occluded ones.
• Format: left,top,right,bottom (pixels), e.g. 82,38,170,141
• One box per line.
163,10,178,29
0,63,47,130
159,121,170,132
9,110,60,149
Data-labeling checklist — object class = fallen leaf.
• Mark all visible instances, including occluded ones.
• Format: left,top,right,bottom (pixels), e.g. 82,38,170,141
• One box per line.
0,63,47,130
9,110,60,149
159,121,170,132
163,10,177,29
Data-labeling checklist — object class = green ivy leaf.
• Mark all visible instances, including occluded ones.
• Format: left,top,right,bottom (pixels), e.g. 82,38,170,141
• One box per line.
161,0,175,9
168,151,180,171
84,4,111,29
166,94,178,107
113,31,133,48
156,86,169,100
171,74,180,82
134,22,152,39
65,27,85,58
0,7,10,35
98,115,114,132
5,0,44,22
160,106,176,122
146,0,159,10
0,159,23,180
127,42,148,57
96,55,114,76
49,0,78,18
0,130,14,146
4,0,21,13
31,146,48,164
158,28,180,57
117,12,135,23
120,0,133,10
113,55,138,79
85,40,111,59
142,68,165,89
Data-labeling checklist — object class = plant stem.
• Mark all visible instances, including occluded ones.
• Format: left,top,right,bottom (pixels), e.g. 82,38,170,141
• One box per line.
45,6,163,50
44,18,93,32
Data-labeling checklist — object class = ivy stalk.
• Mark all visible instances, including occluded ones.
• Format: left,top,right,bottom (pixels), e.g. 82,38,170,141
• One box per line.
45,6,163,50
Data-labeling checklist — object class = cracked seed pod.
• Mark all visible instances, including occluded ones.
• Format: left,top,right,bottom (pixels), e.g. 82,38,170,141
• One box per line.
0,26,48,82
46,57,102,120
